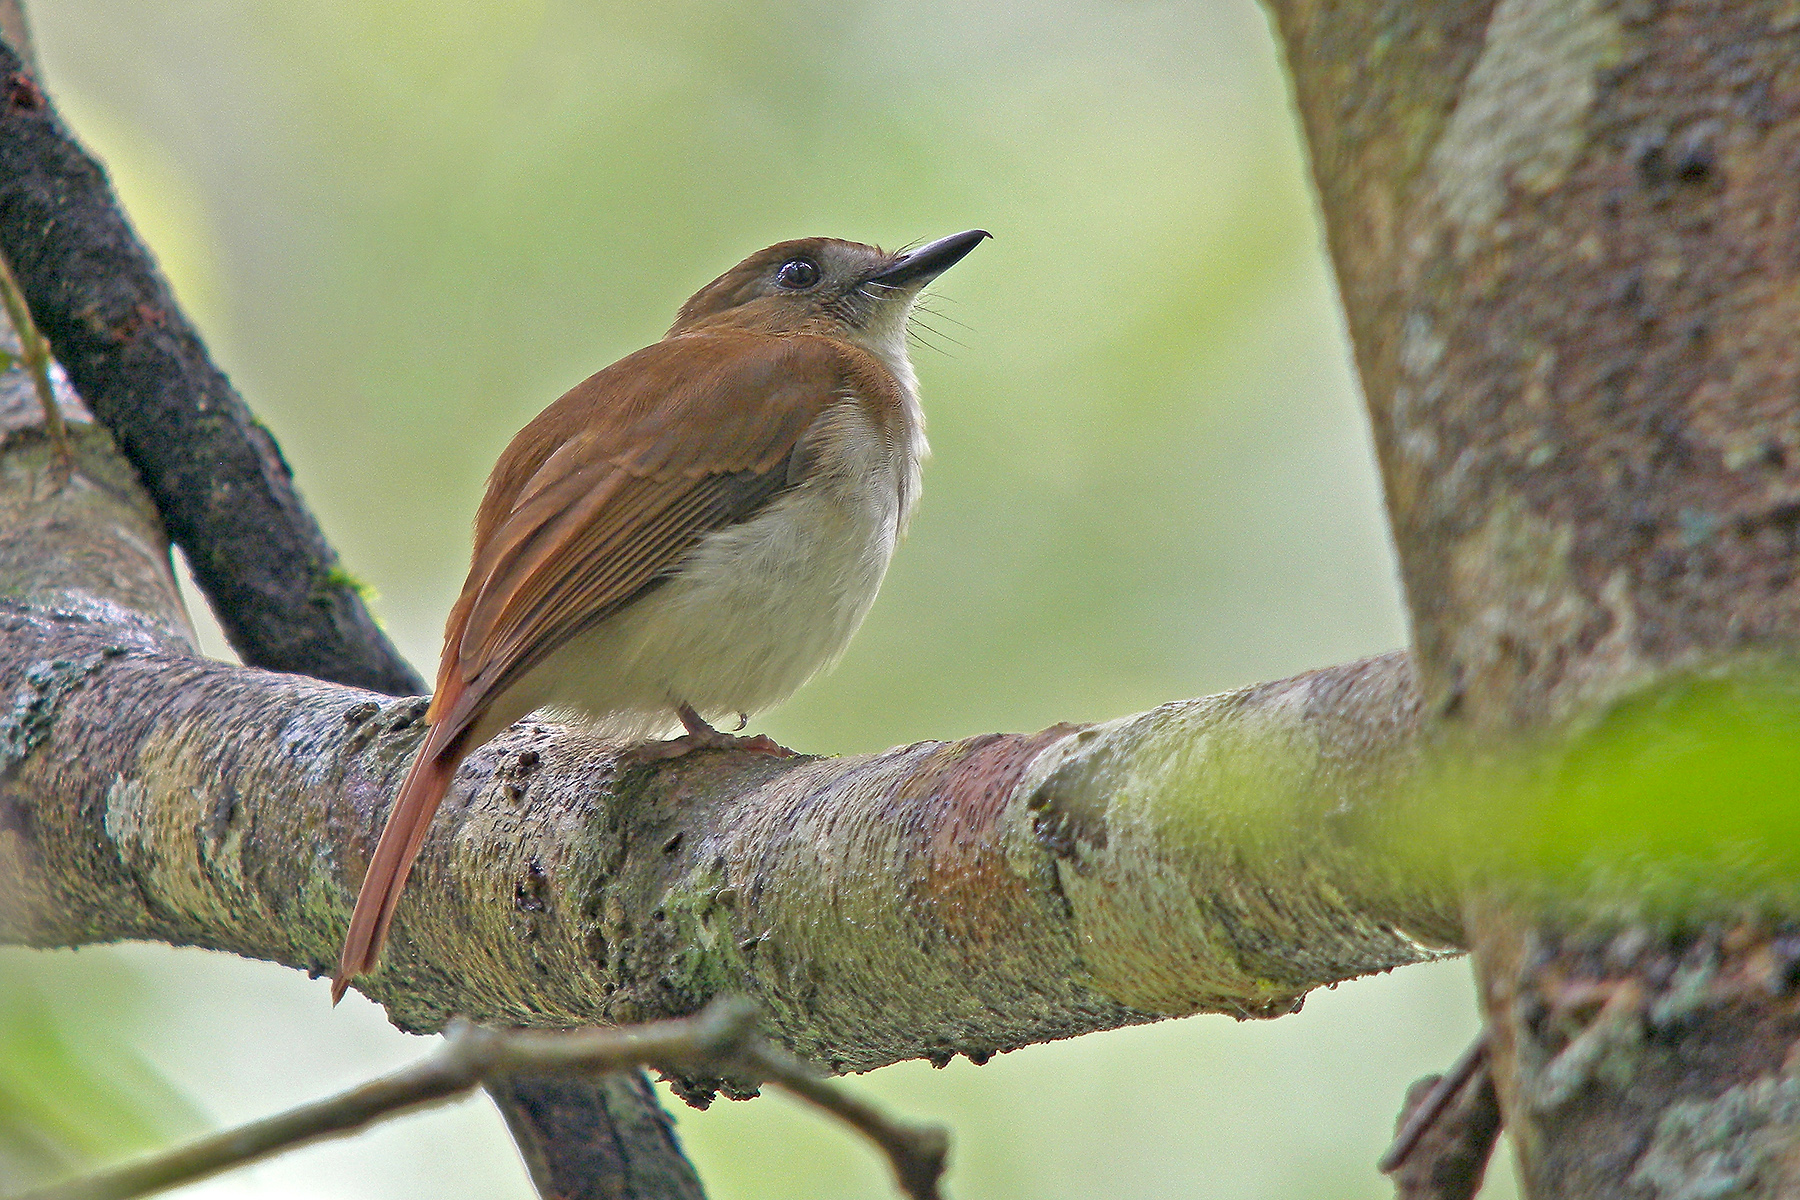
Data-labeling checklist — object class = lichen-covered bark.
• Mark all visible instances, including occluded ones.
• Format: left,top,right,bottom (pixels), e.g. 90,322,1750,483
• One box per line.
0,607,1450,1076
1026,653,1455,1014
1273,0,1800,729
1265,0,1800,1195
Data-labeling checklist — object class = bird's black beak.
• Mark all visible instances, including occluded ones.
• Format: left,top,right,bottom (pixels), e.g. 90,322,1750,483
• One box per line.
866,229,990,289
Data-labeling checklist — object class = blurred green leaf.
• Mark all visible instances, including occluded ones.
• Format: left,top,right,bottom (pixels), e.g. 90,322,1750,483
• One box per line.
1409,666,1800,909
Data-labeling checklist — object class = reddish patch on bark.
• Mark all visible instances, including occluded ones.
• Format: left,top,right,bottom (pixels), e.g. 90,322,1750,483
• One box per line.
109,302,167,343
905,725,1083,952
6,72,42,112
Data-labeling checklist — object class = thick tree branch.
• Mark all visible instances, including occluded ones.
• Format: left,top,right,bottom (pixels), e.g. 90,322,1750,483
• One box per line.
0,191,1449,1175
0,292,1452,1055
0,603,1449,1066
0,338,1450,1066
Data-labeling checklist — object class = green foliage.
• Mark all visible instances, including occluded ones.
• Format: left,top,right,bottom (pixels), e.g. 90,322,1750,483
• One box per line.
1545,672,1800,881
1411,666,1800,910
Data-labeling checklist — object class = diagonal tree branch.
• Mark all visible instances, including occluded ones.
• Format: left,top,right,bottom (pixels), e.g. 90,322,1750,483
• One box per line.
0,32,420,696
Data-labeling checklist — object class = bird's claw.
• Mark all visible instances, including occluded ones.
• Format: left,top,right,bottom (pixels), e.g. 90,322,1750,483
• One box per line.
622,706,797,765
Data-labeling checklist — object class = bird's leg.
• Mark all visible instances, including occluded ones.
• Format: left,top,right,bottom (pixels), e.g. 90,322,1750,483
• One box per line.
624,703,796,764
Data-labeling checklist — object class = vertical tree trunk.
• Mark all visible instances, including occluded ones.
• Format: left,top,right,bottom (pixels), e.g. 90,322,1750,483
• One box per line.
1264,1,1800,1194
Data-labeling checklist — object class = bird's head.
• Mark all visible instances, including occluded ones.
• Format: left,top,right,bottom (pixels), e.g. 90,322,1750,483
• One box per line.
668,230,989,371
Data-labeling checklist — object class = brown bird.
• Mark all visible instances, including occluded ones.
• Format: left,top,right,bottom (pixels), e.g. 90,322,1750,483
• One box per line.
333,230,989,1002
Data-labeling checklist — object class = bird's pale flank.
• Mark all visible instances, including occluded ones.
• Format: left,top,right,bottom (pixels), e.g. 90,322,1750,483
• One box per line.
333,229,989,1001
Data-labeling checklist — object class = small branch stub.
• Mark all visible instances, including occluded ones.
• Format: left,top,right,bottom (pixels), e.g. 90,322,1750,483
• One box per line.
1380,1036,1501,1200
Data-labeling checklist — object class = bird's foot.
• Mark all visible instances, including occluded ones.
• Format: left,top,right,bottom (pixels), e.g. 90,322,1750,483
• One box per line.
624,704,797,764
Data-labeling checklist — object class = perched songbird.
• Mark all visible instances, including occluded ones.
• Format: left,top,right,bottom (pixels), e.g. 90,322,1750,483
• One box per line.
333,230,989,1001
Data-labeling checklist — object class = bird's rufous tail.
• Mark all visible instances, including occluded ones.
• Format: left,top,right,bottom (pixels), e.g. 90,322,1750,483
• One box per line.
332,727,466,1004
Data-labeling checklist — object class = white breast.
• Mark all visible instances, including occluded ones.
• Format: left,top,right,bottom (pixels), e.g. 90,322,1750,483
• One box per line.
511,392,924,740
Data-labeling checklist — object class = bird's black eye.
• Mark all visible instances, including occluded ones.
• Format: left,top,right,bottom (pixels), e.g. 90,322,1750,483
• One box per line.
774,257,822,290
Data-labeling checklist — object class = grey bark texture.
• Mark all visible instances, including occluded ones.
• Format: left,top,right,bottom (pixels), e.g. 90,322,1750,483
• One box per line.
1263,0,1800,1195
0,599,1450,1071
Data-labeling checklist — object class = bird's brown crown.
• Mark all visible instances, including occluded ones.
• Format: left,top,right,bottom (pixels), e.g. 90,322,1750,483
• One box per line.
669,238,902,338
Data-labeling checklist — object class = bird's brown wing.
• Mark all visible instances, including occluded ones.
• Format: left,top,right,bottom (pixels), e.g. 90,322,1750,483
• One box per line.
426,332,863,747
337,332,894,1000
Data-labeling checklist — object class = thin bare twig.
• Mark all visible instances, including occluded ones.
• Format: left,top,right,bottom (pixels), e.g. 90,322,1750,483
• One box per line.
5,999,953,1200
0,243,71,469
738,1041,950,1200
5,1004,761,1200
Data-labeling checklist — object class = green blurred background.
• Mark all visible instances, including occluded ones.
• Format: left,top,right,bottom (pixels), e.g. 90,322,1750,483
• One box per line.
1,1,1518,1197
